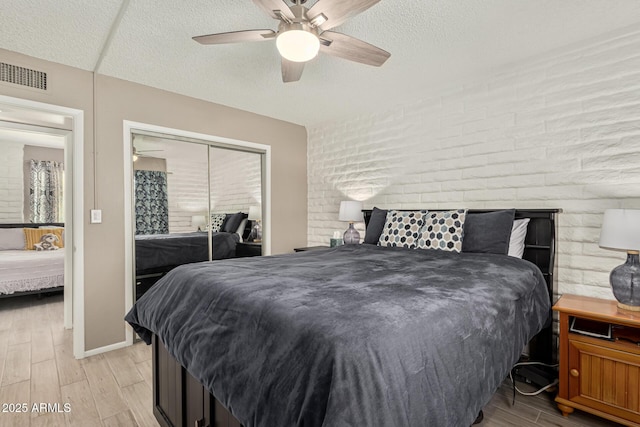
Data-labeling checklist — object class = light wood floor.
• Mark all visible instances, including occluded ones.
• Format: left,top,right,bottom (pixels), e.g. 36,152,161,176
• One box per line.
0,293,158,427
0,294,617,427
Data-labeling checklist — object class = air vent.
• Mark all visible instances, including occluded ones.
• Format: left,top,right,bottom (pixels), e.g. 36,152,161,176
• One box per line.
0,62,47,90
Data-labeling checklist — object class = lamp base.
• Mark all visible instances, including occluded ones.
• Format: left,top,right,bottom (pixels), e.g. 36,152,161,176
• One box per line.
610,251,640,310
249,220,262,243
343,223,360,245
618,302,640,312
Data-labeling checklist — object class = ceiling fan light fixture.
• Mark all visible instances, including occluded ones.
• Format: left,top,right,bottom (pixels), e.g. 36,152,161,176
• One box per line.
276,27,320,62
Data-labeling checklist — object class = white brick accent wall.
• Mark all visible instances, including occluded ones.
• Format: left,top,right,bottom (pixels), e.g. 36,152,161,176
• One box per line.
166,154,209,233
210,148,262,214
308,27,640,300
165,147,262,233
0,141,24,222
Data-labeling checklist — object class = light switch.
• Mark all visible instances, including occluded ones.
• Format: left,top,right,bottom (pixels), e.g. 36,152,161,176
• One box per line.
90,209,102,224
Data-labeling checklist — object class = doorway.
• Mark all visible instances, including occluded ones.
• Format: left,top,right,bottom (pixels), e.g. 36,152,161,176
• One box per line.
0,94,84,358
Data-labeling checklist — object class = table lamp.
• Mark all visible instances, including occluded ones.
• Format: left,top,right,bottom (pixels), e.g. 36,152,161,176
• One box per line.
191,215,206,232
599,209,640,311
248,205,262,243
339,201,363,245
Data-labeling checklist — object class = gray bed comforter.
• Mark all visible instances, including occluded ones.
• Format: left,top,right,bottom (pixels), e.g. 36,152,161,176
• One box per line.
125,244,550,427
135,231,239,273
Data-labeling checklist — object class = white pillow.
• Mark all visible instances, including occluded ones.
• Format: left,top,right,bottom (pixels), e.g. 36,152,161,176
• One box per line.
508,218,530,258
0,228,27,250
235,218,248,242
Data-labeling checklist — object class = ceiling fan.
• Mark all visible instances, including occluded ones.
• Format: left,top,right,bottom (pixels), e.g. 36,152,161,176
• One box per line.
193,0,390,83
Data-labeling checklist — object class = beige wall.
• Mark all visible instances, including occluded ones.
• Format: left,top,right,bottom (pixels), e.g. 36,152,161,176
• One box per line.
0,48,308,351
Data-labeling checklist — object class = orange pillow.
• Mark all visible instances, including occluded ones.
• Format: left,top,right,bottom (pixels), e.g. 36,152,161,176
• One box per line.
24,228,64,250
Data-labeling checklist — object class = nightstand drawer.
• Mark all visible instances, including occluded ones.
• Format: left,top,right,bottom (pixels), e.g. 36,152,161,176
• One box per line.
567,339,640,422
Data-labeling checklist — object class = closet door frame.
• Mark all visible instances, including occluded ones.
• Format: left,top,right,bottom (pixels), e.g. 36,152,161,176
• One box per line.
122,121,271,346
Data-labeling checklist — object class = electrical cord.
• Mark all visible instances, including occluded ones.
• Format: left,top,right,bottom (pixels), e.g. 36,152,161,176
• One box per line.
509,361,559,405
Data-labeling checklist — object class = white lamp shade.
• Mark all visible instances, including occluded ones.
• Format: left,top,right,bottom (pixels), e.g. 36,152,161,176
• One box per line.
191,215,206,227
339,201,364,222
599,209,640,251
248,205,262,221
276,30,320,62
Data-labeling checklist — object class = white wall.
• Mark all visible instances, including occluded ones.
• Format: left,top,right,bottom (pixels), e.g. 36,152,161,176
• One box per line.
0,141,24,222
308,26,640,300
165,150,209,233
210,148,262,214
163,145,262,233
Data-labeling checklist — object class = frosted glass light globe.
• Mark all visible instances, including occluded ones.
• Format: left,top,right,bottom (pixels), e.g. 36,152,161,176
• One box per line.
276,30,320,62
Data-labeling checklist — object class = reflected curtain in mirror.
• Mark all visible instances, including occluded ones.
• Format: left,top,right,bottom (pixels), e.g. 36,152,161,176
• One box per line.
29,160,64,223
134,170,169,235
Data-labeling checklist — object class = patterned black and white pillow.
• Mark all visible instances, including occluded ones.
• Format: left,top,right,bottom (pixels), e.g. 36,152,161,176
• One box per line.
417,209,467,252
210,213,226,232
378,210,428,249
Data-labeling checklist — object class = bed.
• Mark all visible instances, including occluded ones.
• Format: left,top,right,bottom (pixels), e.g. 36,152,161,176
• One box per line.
0,223,65,298
126,208,558,427
134,213,251,299
135,231,241,275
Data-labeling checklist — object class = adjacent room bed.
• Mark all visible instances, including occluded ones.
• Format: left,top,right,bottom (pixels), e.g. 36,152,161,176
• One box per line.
126,208,558,427
0,223,65,298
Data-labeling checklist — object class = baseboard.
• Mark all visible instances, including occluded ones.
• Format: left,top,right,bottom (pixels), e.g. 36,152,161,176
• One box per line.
82,340,128,358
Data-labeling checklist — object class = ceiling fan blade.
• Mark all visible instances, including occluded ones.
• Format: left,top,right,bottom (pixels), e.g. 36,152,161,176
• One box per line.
282,58,305,83
319,31,390,66
308,0,380,31
193,29,276,45
252,0,295,21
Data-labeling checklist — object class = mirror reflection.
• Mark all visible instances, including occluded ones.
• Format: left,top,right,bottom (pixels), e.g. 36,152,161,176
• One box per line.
133,134,263,301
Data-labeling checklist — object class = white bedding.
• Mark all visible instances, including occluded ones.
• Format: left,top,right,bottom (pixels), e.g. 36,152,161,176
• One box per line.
0,249,64,295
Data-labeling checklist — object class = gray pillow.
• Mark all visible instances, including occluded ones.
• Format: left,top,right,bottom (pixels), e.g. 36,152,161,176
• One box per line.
364,207,388,245
0,228,26,250
223,212,246,233
461,209,516,255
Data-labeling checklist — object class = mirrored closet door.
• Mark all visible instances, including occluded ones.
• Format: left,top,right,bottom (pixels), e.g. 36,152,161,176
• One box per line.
131,131,265,301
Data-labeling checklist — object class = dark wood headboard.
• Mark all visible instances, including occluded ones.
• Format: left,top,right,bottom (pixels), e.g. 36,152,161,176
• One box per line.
0,223,64,229
363,208,560,363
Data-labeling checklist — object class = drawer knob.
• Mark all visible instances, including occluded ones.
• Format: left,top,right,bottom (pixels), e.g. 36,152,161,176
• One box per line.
570,369,579,377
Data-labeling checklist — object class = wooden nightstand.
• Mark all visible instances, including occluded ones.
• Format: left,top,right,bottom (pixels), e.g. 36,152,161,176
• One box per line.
293,246,330,252
236,242,262,257
553,294,640,426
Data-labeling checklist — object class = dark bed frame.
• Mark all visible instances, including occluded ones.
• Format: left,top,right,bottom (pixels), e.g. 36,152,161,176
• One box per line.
150,208,559,427
0,222,65,299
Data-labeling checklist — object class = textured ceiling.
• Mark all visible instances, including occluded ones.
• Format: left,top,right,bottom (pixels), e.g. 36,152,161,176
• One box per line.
2,1,640,126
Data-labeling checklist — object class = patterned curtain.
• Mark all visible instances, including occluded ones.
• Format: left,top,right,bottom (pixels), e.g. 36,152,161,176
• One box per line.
134,170,169,235
29,160,64,223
